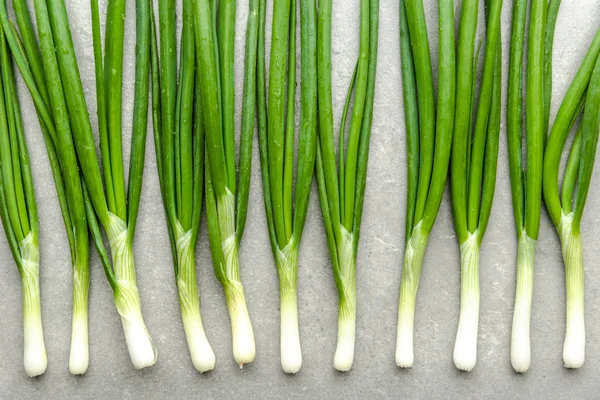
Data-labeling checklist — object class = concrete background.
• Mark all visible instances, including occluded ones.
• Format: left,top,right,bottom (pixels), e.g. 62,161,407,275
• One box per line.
0,0,599,398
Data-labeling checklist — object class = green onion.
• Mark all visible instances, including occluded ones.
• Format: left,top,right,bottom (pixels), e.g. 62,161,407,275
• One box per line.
10,0,157,369
543,27,600,369
88,0,156,369
0,0,94,374
0,23,46,377
151,0,215,372
316,0,379,372
193,0,257,367
450,0,502,372
507,0,553,373
256,0,317,373
396,0,455,368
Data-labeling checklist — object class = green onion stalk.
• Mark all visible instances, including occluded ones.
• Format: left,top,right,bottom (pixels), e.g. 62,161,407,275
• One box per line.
0,0,98,374
151,0,215,373
256,0,318,373
507,0,558,373
0,25,47,377
543,29,600,369
193,0,258,367
396,0,455,368
316,0,379,371
450,0,502,372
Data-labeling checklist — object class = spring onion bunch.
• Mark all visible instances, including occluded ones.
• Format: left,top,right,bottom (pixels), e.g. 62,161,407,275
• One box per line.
4,0,156,368
508,0,559,373
450,0,502,372
543,28,600,369
396,0,455,368
0,0,98,374
255,0,317,374
316,0,379,372
0,25,47,377
151,0,215,372
193,0,257,366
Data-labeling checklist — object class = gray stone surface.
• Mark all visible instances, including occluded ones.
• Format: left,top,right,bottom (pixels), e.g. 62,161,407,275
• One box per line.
0,0,599,398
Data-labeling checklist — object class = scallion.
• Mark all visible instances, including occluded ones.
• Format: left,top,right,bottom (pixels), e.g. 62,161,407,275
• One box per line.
255,0,318,374
396,0,455,368
0,23,46,377
450,0,503,372
151,0,216,372
316,0,379,372
193,0,257,367
543,28,600,369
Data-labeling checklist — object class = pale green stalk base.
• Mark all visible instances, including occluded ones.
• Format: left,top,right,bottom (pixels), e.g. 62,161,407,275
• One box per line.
219,191,255,367
334,227,356,372
20,234,47,377
69,312,89,375
511,233,536,373
559,213,585,369
176,225,215,373
453,232,480,372
225,285,255,367
69,259,90,375
108,214,157,369
396,222,428,368
276,244,301,374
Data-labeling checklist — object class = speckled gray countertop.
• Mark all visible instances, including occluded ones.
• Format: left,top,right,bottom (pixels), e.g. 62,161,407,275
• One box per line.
0,0,599,399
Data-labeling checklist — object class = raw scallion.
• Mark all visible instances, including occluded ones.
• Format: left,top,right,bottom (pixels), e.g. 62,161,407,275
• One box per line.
151,0,215,372
450,0,503,372
396,0,455,368
543,28,600,369
0,0,97,374
316,0,379,372
0,23,46,377
508,0,554,373
193,0,257,367
256,0,317,374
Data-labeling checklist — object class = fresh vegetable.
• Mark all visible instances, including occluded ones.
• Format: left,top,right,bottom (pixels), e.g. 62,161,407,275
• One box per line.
3,0,156,369
450,0,503,372
256,0,318,374
0,23,47,377
316,0,379,372
193,0,257,367
0,0,96,374
395,0,455,368
152,0,215,372
543,28,600,369
508,0,556,373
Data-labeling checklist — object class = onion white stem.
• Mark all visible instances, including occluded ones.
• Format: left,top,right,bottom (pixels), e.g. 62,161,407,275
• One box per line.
559,213,585,368
277,244,302,374
20,235,47,377
453,232,480,372
176,225,215,373
396,223,428,368
333,227,356,372
69,257,90,375
225,286,256,367
511,233,535,373
108,214,157,369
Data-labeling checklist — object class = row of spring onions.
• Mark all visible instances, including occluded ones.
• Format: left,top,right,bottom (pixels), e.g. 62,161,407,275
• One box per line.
0,0,96,375
396,0,455,368
1,0,157,370
316,0,379,372
451,0,503,372
256,0,318,374
543,28,600,369
152,0,215,373
0,22,46,377
193,0,257,367
507,0,560,373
